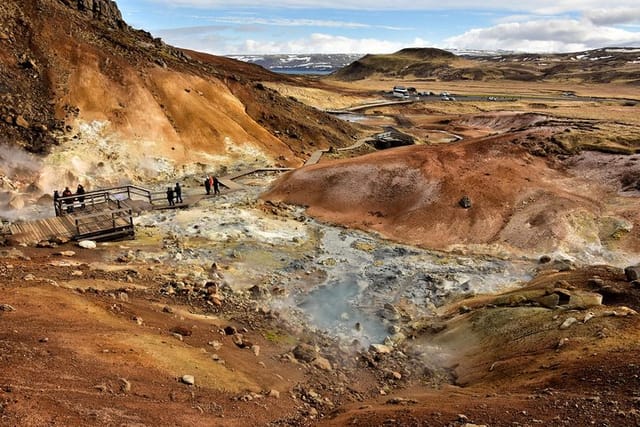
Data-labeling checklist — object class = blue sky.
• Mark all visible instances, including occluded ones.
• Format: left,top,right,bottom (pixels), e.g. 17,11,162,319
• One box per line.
115,0,640,54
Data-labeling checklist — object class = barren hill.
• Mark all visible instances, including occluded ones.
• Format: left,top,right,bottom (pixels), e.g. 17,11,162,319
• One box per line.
0,0,358,203
332,47,640,84
263,132,640,256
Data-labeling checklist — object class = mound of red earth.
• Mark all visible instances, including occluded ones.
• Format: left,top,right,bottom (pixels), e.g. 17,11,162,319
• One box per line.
263,135,638,253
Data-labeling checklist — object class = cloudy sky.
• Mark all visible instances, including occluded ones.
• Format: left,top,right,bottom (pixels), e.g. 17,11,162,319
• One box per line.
116,0,640,55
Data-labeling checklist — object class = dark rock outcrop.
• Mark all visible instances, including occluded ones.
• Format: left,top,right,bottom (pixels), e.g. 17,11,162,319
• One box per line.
58,0,125,27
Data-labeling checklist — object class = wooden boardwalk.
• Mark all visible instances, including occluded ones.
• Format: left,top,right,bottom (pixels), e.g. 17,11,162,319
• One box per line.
7,168,294,244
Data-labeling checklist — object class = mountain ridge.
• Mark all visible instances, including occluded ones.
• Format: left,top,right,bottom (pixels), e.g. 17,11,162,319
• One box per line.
331,46,640,83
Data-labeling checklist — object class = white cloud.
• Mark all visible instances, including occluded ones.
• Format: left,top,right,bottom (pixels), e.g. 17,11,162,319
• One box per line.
234,34,429,54
445,19,640,52
211,17,410,31
151,0,640,14
584,8,640,26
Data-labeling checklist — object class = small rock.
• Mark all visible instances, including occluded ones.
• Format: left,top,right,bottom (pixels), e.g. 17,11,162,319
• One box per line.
55,250,76,257
0,304,16,312
556,337,569,349
181,375,195,385
171,326,192,337
583,312,595,323
78,240,97,249
369,344,392,354
162,306,173,313
459,195,472,209
224,325,238,335
94,384,108,392
560,317,578,329
23,274,36,281
386,370,402,380
232,334,245,348
381,303,401,321
133,316,143,326
118,292,129,302
119,378,131,393
71,270,83,276
459,305,472,314
249,284,270,299
15,115,29,129
251,345,260,356
539,255,552,264
311,356,332,371
268,389,280,398
208,340,222,350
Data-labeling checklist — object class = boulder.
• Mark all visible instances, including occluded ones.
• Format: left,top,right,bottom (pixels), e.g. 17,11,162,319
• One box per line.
535,293,560,308
78,240,97,249
292,343,317,362
568,292,603,309
625,266,640,282
311,357,332,371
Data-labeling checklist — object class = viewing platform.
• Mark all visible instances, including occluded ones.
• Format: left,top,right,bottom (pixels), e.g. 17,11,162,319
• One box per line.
7,168,294,245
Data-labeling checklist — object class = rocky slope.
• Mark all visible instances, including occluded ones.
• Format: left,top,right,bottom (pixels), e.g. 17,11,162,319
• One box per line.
0,0,358,215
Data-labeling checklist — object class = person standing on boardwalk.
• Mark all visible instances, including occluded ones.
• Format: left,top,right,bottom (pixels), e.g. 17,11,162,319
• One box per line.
174,183,183,204
166,187,175,206
213,176,220,195
62,186,74,213
204,176,211,195
76,184,86,209
53,190,60,216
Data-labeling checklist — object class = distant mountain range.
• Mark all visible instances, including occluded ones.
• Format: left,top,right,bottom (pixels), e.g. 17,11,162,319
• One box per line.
331,47,640,83
226,54,364,74
228,48,640,83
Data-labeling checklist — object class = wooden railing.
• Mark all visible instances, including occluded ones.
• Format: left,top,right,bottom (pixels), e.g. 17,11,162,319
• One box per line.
73,207,134,240
54,185,153,217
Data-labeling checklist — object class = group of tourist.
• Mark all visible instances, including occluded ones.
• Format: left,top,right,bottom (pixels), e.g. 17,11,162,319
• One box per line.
54,176,222,214
165,176,221,206
165,183,183,206
204,175,220,195
53,184,85,215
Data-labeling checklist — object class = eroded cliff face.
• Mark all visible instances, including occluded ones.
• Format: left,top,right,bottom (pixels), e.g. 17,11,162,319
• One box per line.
58,0,125,27
0,0,358,217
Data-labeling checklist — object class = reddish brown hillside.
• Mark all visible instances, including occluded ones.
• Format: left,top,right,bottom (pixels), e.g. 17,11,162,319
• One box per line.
0,0,357,174
263,136,638,253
